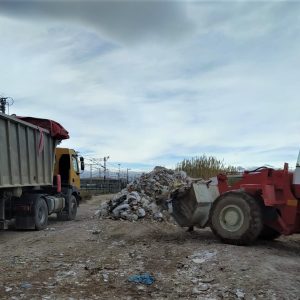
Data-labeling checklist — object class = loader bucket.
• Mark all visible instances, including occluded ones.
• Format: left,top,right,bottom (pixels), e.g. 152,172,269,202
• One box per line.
171,180,219,228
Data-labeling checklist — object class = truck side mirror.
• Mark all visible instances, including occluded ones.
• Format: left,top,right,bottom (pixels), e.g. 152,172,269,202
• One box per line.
80,157,85,171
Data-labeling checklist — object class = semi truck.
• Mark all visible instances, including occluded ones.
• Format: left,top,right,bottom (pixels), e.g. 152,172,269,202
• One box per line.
171,154,300,245
0,112,84,230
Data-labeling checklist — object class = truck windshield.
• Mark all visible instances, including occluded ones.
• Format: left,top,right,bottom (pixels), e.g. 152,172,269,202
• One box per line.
72,156,79,173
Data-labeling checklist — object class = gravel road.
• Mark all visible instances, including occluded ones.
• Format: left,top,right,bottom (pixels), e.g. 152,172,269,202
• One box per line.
0,195,299,300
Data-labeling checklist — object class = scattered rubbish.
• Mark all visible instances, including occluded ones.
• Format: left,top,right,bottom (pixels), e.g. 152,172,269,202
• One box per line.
200,277,215,283
20,282,32,289
153,212,164,221
55,270,77,281
128,273,155,285
45,228,56,231
5,287,12,292
96,166,192,222
136,285,146,291
191,250,217,264
236,289,245,299
92,230,101,235
102,273,109,282
192,287,201,295
198,283,209,291
111,240,126,246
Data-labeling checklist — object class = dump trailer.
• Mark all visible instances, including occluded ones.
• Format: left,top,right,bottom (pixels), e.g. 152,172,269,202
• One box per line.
0,112,84,230
171,153,300,245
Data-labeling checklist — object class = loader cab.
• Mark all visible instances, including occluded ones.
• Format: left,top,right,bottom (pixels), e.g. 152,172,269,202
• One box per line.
54,148,84,190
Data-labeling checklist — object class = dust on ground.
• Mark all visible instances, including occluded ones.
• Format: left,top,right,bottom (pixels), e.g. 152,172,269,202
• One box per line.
0,195,299,300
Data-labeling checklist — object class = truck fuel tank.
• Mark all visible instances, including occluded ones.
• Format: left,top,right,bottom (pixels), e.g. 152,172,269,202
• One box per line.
44,195,65,214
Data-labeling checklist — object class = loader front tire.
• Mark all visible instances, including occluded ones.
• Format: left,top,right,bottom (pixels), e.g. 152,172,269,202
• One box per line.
210,191,263,245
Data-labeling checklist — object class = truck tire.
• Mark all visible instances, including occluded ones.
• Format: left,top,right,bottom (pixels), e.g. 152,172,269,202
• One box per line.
259,226,281,240
210,191,263,245
34,197,48,230
57,195,77,221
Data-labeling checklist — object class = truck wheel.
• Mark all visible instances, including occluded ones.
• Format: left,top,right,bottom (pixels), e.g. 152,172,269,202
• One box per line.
259,226,281,240
34,197,48,230
210,191,263,245
57,195,77,221
67,195,77,220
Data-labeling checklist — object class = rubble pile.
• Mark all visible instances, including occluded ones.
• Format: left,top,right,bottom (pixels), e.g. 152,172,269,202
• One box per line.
97,166,192,222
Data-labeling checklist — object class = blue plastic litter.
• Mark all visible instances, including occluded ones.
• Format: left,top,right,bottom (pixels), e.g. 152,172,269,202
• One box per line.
20,282,32,289
128,273,155,285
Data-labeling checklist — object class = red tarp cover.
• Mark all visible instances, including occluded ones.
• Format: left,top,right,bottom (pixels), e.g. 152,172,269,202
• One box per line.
16,116,69,140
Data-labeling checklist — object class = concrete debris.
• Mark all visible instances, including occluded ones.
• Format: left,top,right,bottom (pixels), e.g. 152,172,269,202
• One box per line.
45,227,56,231
191,250,217,264
198,283,209,291
96,166,192,221
102,273,109,282
236,289,245,299
153,212,163,221
137,208,146,218
192,287,201,295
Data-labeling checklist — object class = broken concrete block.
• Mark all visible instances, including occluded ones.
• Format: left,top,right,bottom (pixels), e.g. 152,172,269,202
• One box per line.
153,212,163,221
112,204,130,218
137,208,146,218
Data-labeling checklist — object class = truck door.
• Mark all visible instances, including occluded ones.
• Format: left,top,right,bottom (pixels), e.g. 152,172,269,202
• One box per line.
71,155,80,190
59,154,70,185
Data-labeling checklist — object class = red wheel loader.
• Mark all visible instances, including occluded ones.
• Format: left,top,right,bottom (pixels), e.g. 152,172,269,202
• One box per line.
171,154,300,245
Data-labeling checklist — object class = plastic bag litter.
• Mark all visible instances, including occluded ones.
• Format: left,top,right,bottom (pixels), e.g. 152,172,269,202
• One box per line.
128,273,155,285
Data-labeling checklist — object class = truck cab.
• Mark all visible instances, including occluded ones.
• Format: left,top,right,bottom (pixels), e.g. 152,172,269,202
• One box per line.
52,148,84,221
54,148,81,194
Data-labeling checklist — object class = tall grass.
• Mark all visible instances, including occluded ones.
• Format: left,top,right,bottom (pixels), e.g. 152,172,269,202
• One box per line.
176,155,238,179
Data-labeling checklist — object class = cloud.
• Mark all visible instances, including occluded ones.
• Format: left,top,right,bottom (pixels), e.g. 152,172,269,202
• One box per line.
0,1,299,171
0,0,194,44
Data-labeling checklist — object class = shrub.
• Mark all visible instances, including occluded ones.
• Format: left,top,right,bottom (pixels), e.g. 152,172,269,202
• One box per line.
176,155,238,179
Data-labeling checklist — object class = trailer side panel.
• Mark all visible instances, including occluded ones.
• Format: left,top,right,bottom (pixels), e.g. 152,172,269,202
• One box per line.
0,113,56,188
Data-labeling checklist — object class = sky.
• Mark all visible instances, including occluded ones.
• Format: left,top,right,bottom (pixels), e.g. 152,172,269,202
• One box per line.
0,0,299,172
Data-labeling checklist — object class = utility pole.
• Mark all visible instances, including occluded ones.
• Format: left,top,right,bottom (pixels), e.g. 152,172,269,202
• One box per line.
0,98,6,114
89,164,93,184
118,163,121,190
0,97,13,114
126,168,131,184
103,156,109,182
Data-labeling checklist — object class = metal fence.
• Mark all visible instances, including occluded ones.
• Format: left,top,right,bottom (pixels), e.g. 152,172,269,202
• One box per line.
80,178,127,194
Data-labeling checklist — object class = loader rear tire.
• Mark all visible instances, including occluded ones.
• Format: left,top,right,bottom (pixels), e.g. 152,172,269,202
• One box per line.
259,226,281,240
210,191,263,245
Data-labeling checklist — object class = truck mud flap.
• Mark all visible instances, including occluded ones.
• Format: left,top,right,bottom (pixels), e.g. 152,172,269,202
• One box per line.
15,216,35,230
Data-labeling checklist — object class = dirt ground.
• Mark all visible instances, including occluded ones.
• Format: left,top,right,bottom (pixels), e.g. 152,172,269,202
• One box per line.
0,194,299,300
